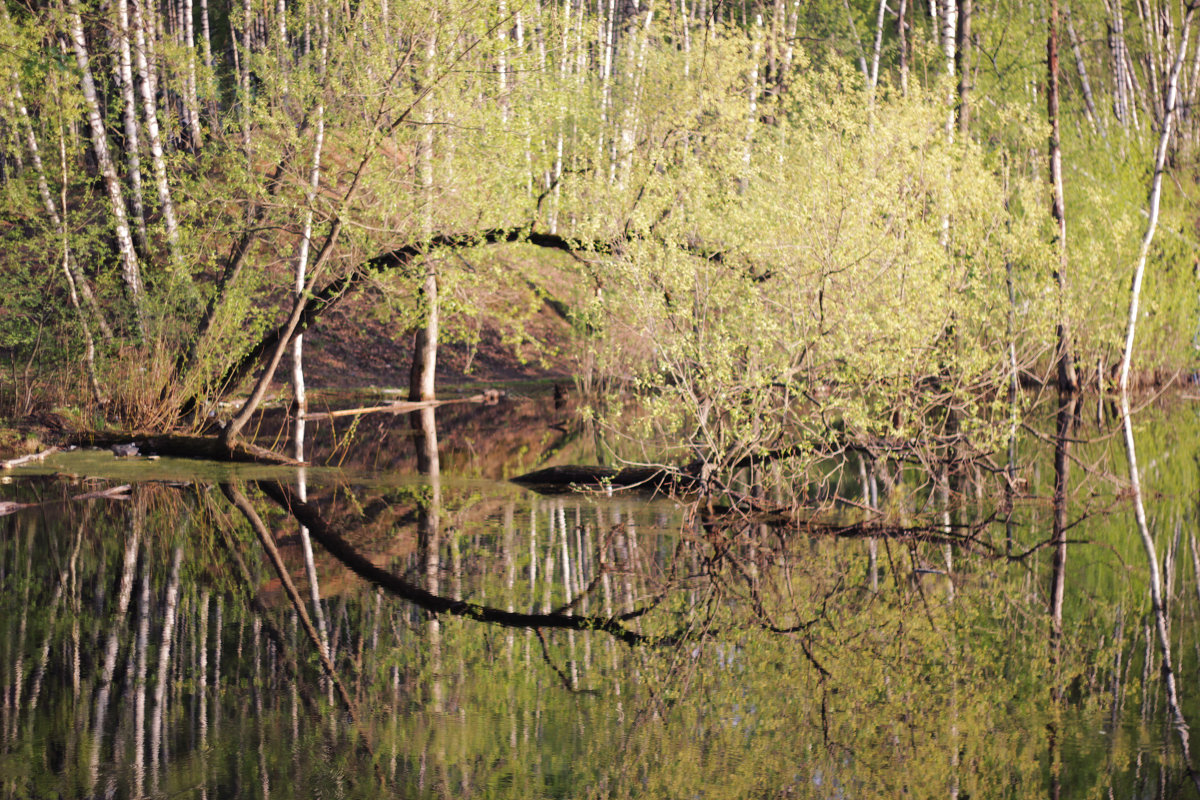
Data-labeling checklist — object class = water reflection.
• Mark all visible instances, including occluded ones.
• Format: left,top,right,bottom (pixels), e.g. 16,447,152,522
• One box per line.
3,399,1200,797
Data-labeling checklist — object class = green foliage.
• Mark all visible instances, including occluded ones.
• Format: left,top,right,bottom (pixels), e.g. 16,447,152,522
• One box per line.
0,0,1197,475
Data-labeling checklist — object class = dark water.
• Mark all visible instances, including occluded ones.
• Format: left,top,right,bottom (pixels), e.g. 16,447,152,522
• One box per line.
2,392,1200,798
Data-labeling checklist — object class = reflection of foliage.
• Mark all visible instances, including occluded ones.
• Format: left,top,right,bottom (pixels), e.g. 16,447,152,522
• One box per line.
6,402,1200,798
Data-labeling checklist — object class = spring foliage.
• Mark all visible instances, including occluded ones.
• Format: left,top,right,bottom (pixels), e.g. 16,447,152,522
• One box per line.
0,0,1196,465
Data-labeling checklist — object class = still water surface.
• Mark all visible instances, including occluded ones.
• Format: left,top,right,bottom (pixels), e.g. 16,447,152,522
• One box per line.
2,393,1199,798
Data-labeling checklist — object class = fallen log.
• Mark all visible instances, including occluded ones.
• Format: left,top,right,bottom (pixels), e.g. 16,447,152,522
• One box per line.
1,447,60,470
303,390,504,421
511,465,696,495
69,432,301,465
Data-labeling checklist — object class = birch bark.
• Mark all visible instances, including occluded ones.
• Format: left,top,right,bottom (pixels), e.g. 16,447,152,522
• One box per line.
65,0,146,338
132,0,183,267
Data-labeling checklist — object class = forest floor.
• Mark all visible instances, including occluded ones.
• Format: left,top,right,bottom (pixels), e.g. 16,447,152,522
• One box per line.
302,288,576,390
0,278,579,461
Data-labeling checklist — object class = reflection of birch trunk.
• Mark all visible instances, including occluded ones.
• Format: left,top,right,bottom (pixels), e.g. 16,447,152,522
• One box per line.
542,507,555,614
25,529,76,738
133,553,150,798
504,504,515,659
213,597,222,742
198,589,210,797
413,406,443,713
1048,393,1075,647
559,501,578,689
150,546,183,793
253,615,271,800
3,525,32,743
87,529,139,796
1117,6,1199,785
297,468,330,657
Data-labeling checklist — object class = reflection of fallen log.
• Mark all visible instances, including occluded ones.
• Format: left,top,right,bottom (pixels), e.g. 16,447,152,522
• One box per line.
0,501,34,516
512,465,696,495
1,447,59,470
304,390,505,422
73,484,133,501
255,480,651,645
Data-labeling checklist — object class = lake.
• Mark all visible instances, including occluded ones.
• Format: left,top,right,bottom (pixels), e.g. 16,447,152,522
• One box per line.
1,389,1198,798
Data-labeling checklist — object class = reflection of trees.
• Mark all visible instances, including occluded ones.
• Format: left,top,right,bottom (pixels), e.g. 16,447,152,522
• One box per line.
6,446,1200,798
256,481,653,646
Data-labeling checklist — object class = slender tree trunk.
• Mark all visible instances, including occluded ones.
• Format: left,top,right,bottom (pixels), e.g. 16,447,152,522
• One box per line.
183,0,203,150
411,24,439,402
65,0,146,338
869,0,888,92
293,0,328,455
1064,4,1100,130
133,555,150,799
898,0,909,95
55,122,104,402
843,0,869,80
1048,0,1078,392
955,0,971,132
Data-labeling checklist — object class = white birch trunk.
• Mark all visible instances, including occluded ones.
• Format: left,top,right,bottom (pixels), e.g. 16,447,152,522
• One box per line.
114,0,149,246
183,0,203,149
843,0,869,80
133,0,183,266
869,0,888,91
66,0,146,338
294,0,328,460
1064,5,1100,129
411,23,439,402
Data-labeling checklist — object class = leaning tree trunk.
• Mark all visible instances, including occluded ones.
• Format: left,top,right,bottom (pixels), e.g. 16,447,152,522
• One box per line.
1064,4,1100,130
65,0,146,339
